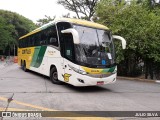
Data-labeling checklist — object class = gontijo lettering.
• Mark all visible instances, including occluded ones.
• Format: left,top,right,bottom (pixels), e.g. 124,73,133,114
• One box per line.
22,49,31,54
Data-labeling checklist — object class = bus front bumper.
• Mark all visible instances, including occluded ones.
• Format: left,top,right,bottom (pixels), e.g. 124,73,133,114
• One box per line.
70,73,117,86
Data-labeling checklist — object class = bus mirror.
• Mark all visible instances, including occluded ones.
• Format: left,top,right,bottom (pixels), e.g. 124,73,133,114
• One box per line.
50,38,57,44
61,28,80,44
112,35,126,49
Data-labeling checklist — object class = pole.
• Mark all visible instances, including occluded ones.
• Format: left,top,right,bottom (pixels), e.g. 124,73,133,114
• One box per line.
14,44,15,57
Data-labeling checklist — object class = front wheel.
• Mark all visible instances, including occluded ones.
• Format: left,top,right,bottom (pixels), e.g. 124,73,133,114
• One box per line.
50,67,62,84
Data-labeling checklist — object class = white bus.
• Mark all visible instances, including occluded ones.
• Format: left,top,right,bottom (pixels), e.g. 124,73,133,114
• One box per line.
18,18,126,86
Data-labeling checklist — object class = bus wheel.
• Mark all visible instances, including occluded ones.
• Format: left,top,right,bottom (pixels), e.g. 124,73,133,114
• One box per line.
21,60,23,69
23,61,28,72
50,67,62,85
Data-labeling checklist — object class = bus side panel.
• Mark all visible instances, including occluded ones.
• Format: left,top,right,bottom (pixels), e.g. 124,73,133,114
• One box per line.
30,46,41,67
18,47,35,69
45,46,64,81
29,46,47,74
29,46,63,80
27,47,36,69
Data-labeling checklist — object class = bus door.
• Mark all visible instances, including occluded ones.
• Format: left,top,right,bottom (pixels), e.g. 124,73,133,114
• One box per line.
56,22,75,83
61,33,75,83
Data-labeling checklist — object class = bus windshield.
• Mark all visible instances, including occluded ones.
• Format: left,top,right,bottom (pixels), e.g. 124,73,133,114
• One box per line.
74,25,115,68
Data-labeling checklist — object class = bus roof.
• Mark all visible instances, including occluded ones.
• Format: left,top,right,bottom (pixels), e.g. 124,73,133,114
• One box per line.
58,18,109,30
19,18,109,40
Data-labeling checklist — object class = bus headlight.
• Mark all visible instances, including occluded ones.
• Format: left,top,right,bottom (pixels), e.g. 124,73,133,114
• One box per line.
79,69,87,75
68,64,87,75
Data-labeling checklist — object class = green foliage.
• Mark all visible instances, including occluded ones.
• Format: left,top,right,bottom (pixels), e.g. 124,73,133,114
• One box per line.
96,0,160,63
36,15,55,27
0,16,14,50
0,10,36,51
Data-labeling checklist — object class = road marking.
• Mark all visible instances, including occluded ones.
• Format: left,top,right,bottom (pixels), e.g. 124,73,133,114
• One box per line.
0,107,27,111
0,96,54,111
0,96,113,120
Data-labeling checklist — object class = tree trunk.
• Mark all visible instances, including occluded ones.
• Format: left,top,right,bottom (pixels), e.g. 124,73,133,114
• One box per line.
145,60,149,79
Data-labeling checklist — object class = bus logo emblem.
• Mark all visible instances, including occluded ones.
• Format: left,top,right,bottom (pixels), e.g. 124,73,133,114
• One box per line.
62,73,71,82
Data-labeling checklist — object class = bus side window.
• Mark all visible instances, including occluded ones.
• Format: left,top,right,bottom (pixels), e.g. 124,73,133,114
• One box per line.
47,25,58,47
56,22,73,59
40,30,47,45
23,38,27,48
29,36,35,47
34,33,41,46
64,34,74,61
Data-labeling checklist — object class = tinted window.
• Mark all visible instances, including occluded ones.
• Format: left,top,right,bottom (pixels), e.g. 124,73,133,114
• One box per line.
61,34,74,61
56,22,74,61
47,25,58,47
19,25,58,48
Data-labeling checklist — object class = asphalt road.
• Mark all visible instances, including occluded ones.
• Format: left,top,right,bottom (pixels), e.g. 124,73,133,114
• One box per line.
0,63,160,120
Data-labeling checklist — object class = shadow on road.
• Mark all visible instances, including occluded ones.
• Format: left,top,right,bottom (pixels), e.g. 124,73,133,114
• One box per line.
64,84,112,92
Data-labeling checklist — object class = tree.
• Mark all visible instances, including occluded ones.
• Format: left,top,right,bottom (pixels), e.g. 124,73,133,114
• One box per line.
57,0,98,20
0,16,14,51
96,0,160,78
36,15,55,27
0,10,36,55
0,10,36,38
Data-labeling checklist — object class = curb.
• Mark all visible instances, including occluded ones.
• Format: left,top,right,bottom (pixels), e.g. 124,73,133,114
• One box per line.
117,76,160,84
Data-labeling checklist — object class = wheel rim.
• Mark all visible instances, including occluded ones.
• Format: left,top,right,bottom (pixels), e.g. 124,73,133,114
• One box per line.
52,72,58,80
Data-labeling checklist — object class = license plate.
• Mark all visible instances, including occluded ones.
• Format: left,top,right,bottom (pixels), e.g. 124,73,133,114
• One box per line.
97,81,104,85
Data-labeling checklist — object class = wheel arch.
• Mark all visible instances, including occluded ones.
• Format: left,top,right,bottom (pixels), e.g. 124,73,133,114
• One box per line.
50,64,57,75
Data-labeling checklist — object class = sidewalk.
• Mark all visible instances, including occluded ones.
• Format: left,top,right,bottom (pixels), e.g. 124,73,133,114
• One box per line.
0,61,6,69
117,76,160,84
0,59,14,69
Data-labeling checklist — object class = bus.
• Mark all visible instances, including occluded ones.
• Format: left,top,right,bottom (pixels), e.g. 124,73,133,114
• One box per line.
18,18,126,86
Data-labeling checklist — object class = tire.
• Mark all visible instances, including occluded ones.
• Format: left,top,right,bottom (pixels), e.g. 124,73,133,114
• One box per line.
21,60,23,69
23,61,28,72
50,67,62,84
